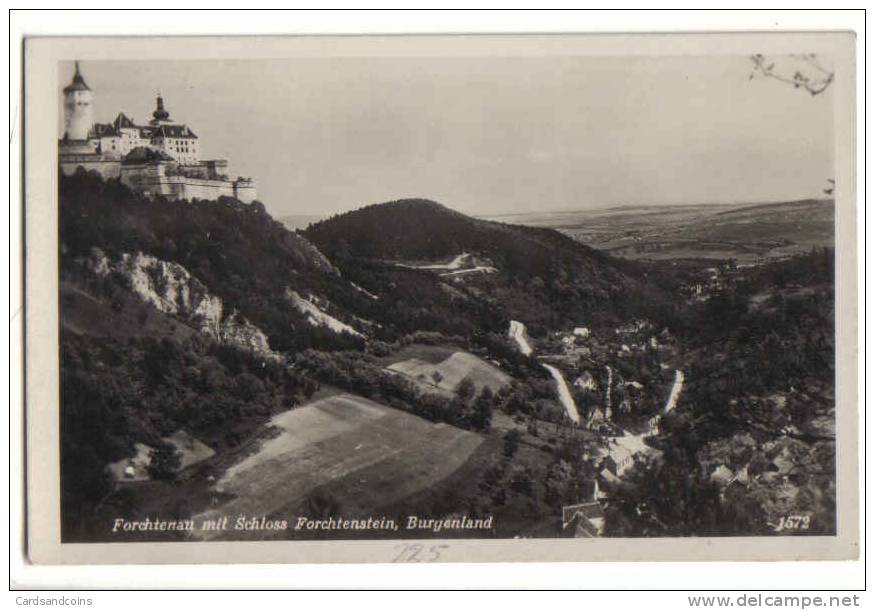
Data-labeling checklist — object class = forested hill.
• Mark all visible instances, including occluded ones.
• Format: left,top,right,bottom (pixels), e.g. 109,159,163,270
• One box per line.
59,169,380,353
306,198,626,276
60,174,669,347
305,198,672,330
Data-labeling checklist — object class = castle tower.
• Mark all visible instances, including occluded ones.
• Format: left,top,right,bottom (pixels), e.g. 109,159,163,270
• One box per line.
62,61,93,141
150,94,172,125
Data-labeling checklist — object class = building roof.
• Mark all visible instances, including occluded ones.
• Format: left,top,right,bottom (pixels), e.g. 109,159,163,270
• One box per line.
89,123,118,138
710,464,734,485
63,61,90,93
113,112,137,130
563,502,603,523
151,124,198,140
122,146,175,165
562,502,605,538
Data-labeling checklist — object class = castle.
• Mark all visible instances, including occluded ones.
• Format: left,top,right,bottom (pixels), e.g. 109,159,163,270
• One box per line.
58,62,256,203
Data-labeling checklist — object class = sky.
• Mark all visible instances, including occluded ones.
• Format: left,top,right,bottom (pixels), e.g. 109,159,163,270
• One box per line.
60,56,834,218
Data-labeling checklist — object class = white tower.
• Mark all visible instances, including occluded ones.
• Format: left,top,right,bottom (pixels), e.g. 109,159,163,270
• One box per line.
63,61,93,141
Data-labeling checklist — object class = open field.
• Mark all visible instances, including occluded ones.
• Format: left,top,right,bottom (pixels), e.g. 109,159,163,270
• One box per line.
191,393,484,540
483,199,834,263
381,429,571,539
377,343,458,366
387,351,511,396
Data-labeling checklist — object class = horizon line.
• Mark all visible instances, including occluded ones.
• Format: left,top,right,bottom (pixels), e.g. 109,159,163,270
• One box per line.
278,195,835,219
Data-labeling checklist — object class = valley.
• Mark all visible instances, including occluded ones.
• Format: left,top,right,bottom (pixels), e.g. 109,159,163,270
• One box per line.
58,171,836,541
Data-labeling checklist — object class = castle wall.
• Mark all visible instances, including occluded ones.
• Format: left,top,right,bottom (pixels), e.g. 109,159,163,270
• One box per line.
59,154,121,179
119,162,167,196
233,180,257,203
162,176,236,201
119,163,251,202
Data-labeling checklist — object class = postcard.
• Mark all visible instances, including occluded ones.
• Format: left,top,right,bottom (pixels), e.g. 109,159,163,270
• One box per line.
22,31,858,564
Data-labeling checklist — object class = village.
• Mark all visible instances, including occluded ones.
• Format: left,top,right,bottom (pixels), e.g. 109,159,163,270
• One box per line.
506,316,687,539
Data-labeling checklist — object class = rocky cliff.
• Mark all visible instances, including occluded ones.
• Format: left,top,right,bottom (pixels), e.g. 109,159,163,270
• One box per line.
86,248,278,359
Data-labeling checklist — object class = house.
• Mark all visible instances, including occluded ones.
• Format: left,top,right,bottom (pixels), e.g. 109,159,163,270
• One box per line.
106,429,215,484
572,345,592,358
573,370,598,392
709,464,734,486
769,448,797,478
561,502,605,538
586,405,607,426
710,464,752,499
615,320,651,336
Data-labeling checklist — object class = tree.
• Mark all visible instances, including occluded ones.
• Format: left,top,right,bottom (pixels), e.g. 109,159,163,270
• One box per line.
147,441,181,481
503,430,521,458
471,386,494,431
456,376,476,402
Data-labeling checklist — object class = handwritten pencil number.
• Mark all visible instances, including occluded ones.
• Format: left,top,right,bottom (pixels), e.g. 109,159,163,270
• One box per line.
392,543,449,562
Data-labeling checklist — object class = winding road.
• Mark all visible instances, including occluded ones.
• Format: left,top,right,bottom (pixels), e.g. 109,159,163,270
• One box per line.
604,365,613,420
541,364,581,425
508,320,533,356
398,253,470,271
508,320,579,424
507,320,685,442
663,369,685,415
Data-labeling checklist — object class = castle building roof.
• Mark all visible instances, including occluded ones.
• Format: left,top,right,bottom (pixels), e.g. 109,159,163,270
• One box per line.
88,121,159,141
63,61,91,93
151,124,198,139
89,123,118,138
112,112,137,130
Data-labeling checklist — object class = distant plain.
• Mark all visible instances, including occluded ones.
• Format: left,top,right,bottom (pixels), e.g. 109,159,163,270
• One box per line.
482,199,834,263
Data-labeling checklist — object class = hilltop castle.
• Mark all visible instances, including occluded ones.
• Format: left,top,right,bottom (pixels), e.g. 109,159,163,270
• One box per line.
58,62,256,203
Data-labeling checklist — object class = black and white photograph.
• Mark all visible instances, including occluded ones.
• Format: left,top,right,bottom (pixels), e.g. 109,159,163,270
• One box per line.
17,26,859,571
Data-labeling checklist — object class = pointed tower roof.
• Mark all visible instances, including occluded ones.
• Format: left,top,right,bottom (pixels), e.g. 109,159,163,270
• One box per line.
63,61,91,93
